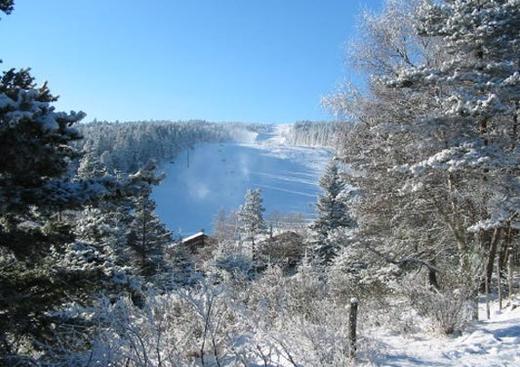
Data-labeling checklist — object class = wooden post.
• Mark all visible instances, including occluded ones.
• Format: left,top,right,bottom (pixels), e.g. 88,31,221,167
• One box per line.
348,298,358,360
485,272,491,320
497,241,503,310
472,291,479,321
508,249,513,301
506,221,514,303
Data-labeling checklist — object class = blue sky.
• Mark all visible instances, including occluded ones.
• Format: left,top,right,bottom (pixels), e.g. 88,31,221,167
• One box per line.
1,0,382,123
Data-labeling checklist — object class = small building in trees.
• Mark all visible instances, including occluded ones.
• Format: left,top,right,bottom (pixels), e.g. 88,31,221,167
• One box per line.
168,231,216,270
181,231,209,253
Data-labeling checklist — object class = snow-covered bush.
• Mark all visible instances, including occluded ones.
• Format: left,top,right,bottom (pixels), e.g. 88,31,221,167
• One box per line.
329,241,400,300
401,280,473,335
42,284,234,366
214,252,254,280
257,231,306,273
243,263,360,366
43,256,372,367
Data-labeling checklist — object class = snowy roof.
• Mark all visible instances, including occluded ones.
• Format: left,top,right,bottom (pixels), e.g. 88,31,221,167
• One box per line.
181,231,206,244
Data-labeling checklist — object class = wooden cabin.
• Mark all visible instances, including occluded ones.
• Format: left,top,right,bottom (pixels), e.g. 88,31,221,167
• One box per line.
181,231,209,254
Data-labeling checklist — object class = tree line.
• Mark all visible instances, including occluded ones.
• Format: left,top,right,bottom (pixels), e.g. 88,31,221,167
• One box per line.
324,0,520,322
76,120,258,173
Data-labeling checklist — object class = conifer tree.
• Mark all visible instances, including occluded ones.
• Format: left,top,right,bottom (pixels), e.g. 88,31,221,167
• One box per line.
238,188,266,259
311,160,354,265
385,0,520,278
127,162,172,278
0,5,144,359
0,66,131,360
75,153,135,284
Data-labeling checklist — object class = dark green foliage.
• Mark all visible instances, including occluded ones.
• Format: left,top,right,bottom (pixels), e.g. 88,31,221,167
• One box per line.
0,69,84,219
0,67,139,362
0,0,14,15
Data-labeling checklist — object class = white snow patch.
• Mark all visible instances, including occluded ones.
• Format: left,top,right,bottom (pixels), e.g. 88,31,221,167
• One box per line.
365,300,520,366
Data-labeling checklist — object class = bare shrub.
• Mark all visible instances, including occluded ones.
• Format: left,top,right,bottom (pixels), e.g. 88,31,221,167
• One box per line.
401,280,472,335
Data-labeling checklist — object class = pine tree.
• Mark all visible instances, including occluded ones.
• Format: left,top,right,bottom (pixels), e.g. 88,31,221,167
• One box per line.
127,162,171,279
77,149,108,179
326,0,520,303
74,154,135,291
386,0,520,278
0,5,143,358
238,188,266,259
311,160,354,265
0,66,134,361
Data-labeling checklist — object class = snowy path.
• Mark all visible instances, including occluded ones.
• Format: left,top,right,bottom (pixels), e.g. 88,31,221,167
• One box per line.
368,302,520,366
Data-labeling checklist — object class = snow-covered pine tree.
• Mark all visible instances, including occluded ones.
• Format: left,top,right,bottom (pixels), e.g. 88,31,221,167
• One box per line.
0,5,151,356
386,0,520,280
311,160,354,265
238,188,266,259
0,65,137,361
127,162,172,279
74,152,136,289
323,0,452,292
325,0,520,310
77,149,108,179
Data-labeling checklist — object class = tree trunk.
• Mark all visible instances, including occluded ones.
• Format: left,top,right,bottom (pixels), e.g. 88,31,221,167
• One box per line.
472,289,479,321
484,228,501,290
497,240,503,310
428,260,439,290
507,221,514,301
348,298,358,360
485,270,491,320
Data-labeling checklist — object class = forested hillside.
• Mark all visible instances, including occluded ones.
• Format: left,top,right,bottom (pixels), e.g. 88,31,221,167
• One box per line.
280,121,347,147
76,120,257,172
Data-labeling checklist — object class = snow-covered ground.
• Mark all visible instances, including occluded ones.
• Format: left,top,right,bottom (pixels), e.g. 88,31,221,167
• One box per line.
152,125,331,235
366,300,520,366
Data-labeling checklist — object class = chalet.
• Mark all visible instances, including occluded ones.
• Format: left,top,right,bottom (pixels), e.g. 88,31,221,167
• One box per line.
181,231,209,254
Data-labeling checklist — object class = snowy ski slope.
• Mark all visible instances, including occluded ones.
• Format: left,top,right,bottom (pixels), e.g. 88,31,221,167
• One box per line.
152,125,331,235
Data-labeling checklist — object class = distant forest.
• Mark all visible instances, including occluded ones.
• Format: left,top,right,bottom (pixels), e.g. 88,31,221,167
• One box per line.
77,120,340,172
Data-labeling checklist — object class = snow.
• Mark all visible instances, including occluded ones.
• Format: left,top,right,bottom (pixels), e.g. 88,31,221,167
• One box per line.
152,126,332,235
181,231,206,243
366,300,520,366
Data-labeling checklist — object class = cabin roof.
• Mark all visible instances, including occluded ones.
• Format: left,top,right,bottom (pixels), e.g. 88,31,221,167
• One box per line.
182,231,207,244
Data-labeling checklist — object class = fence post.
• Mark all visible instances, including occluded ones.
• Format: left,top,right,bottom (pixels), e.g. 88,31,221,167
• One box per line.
497,241,503,310
506,222,514,303
348,297,358,360
485,272,491,320
508,249,513,298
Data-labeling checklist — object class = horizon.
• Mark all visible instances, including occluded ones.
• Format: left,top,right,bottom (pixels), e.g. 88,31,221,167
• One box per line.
0,0,382,123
